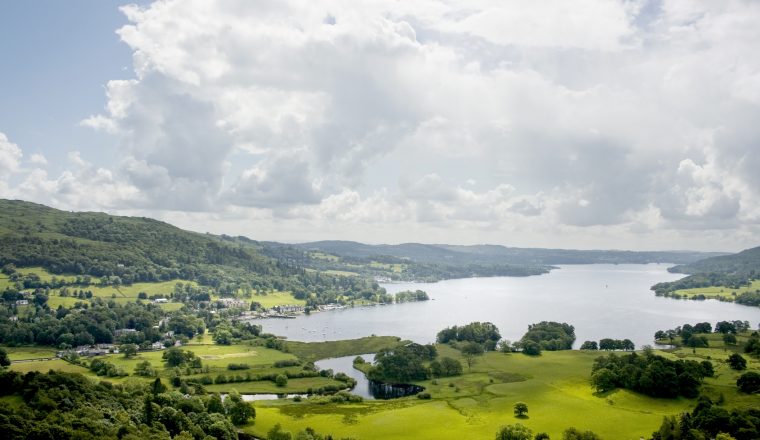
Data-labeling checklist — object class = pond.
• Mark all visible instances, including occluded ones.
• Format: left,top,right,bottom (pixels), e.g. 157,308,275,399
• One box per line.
257,264,760,349
315,354,424,400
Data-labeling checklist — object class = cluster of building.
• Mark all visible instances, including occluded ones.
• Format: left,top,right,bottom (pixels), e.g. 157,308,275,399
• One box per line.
239,303,305,319
216,297,248,308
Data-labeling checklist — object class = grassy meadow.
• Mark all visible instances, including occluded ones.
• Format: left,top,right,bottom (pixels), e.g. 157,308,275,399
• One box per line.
246,337,760,440
673,279,760,301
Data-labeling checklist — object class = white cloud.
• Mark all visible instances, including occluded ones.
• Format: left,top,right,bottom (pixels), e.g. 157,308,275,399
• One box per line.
0,132,23,176
3,0,756,250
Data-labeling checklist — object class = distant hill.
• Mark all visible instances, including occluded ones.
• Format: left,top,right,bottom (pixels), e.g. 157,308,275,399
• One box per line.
257,240,723,282
667,246,760,276
262,240,552,281
292,240,721,266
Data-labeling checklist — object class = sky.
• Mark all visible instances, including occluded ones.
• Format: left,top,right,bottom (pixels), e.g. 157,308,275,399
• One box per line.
1,0,759,252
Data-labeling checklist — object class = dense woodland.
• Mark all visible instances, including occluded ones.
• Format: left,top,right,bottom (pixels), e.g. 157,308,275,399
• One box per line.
0,370,252,440
591,350,713,398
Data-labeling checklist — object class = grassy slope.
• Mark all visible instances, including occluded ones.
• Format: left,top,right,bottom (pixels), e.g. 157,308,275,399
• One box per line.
0,199,278,284
247,342,760,440
10,266,303,309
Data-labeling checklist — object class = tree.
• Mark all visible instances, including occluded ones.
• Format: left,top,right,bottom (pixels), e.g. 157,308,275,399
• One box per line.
134,360,156,377
715,321,737,334
495,423,533,440
439,357,463,376
520,321,575,351
214,329,233,345
430,357,463,377
461,342,484,369
521,341,541,356
746,335,760,356
591,368,616,393
700,360,714,378
513,402,528,418
206,394,225,414
275,374,288,387
728,353,747,371
225,392,255,425
0,348,9,368
268,423,293,440
723,333,737,345
736,371,760,394
580,341,598,350
120,343,138,358
437,322,501,345
151,377,167,394
685,335,708,350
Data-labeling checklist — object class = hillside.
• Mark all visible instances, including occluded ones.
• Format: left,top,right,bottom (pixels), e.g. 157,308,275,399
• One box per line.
668,245,760,276
0,199,279,285
652,245,760,305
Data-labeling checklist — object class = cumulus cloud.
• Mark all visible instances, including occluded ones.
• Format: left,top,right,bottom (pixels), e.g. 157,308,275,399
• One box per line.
0,132,23,176
3,0,757,250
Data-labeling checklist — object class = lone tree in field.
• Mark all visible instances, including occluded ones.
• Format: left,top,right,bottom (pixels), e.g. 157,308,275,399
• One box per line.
728,353,747,371
120,344,138,358
513,401,528,418
461,342,484,369
737,371,760,394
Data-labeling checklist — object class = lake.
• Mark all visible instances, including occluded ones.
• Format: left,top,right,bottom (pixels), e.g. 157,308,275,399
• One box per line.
257,264,760,349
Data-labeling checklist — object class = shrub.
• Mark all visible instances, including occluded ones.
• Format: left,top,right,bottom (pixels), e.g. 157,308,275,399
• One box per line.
275,374,288,387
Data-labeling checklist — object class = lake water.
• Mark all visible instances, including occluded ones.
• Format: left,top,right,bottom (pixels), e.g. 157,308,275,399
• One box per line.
257,264,760,350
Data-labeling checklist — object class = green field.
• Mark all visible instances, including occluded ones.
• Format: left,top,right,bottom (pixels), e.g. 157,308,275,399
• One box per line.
368,261,407,273
245,341,760,440
97,343,297,375
0,267,79,291
49,278,190,308
10,358,90,375
247,291,306,308
285,336,405,362
3,346,57,361
205,377,347,394
674,279,760,300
